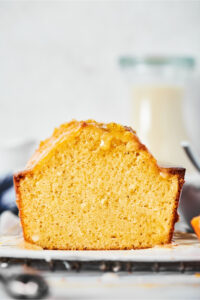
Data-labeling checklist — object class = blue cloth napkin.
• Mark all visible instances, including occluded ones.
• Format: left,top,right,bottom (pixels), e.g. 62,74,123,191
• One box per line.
0,174,18,214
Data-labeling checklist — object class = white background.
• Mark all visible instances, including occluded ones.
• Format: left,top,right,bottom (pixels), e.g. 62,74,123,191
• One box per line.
0,0,200,143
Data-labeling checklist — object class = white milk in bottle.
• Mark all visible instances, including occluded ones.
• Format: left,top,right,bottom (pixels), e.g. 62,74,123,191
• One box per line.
120,56,195,174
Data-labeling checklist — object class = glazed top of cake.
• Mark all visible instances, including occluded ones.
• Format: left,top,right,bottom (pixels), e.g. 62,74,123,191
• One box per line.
25,120,144,171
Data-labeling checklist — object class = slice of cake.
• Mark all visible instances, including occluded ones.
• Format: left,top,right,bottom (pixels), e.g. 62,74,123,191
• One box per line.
14,120,185,250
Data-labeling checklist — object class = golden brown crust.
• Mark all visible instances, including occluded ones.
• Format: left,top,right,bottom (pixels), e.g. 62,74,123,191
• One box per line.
13,172,26,240
14,120,185,249
165,167,185,243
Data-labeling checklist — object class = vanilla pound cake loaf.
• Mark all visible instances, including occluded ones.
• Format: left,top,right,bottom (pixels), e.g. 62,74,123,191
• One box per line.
14,120,185,250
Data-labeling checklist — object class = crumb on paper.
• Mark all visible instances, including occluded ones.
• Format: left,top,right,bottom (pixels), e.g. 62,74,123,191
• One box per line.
32,235,39,242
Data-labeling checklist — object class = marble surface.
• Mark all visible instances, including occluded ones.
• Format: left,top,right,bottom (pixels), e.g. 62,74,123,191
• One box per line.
0,266,200,299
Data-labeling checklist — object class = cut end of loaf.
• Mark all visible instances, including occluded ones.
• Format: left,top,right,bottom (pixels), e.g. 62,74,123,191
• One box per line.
14,120,185,250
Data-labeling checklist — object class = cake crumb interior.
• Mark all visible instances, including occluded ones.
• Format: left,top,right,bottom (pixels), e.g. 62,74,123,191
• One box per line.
19,124,179,250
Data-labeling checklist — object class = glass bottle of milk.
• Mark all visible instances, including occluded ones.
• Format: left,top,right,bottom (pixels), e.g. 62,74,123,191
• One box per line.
119,56,195,173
